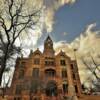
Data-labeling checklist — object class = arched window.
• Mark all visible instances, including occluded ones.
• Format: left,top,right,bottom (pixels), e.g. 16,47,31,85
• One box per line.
45,69,56,77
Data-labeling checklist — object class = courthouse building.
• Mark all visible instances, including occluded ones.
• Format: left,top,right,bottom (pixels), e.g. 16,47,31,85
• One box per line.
6,35,82,100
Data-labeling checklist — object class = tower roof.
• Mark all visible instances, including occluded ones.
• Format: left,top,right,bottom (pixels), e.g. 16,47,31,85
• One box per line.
43,35,54,55
45,35,52,42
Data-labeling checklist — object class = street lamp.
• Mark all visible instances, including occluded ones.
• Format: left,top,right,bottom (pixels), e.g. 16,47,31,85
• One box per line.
72,48,78,100
73,48,77,61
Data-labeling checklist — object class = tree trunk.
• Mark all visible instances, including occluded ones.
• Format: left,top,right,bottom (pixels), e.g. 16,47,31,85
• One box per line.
0,59,6,86
0,43,9,86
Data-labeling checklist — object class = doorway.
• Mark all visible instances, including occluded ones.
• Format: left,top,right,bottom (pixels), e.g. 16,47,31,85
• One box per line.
46,81,57,96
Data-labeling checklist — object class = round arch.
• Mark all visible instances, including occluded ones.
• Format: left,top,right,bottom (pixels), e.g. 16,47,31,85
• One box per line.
45,80,58,96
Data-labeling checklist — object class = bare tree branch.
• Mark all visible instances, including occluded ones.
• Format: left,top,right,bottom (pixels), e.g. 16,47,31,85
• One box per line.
81,57,100,81
0,0,41,92
90,54,100,72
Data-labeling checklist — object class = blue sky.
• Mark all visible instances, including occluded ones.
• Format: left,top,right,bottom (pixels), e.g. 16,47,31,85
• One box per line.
47,0,100,43
26,0,100,51
34,0,100,83
1,0,100,86
18,0,100,84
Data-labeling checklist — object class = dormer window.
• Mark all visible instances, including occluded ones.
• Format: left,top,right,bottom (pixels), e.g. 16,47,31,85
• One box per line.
60,60,66,66
34,58,40,65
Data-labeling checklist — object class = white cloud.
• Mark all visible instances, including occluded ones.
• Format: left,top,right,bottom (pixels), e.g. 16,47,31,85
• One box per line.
54,23,100,84
43,0,76,32
15,0,77,54
25,0,77,33
54,41,73,56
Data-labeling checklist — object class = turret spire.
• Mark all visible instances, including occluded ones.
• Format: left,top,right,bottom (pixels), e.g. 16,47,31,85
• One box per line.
43,35,55,56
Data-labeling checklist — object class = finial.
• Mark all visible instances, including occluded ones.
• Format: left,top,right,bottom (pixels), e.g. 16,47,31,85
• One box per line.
45,34,52,42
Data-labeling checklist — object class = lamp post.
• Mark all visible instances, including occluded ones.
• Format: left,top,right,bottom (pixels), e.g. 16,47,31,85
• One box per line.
73,48,79,74
72,48,78,100
73,48,83,98
73,48,77,62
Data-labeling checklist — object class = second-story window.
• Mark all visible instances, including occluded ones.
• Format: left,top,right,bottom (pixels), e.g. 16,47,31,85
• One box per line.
62,70,67,78
34,58,40,65
60,60,66,66
19,69,24,79
32,68,39,78
45,61,54,66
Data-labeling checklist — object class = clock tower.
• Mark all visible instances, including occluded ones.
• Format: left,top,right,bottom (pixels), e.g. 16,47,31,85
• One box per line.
43,35,55,56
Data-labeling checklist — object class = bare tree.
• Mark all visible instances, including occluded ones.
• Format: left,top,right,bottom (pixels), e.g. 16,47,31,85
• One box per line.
81,54,100,92
0,0,41,86
82,55,100,81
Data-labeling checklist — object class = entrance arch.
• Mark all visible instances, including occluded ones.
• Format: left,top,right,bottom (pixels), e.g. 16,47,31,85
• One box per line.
46,81,58,96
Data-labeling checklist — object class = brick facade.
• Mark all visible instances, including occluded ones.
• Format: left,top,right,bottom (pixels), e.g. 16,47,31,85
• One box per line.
6,35,82,100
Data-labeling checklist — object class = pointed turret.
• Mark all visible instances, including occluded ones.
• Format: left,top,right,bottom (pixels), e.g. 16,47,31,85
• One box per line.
43,35,55,56
45,35,53,43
